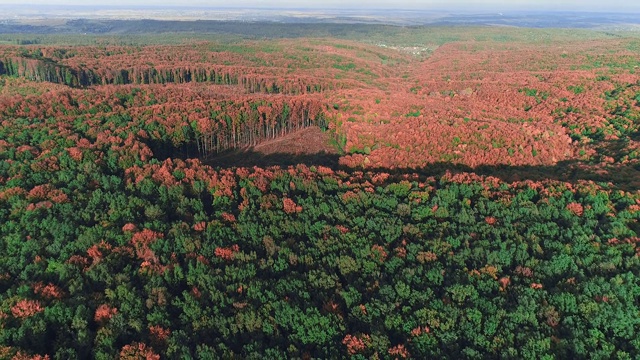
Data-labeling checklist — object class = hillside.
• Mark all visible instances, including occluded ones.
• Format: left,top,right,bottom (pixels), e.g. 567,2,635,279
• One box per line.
0,27,639,359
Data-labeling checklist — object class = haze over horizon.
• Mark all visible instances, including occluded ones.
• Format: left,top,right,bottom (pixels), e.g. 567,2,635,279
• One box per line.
1,0,639,12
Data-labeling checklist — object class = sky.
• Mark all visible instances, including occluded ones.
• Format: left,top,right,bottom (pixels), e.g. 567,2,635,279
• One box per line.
1,0,639,12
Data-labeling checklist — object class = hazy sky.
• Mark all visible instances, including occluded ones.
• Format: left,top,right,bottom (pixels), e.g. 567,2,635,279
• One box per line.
1,0,638,12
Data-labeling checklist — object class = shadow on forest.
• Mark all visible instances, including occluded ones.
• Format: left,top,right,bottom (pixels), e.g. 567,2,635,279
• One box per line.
196,150,640,192
166,132,640,192
203,149,341,169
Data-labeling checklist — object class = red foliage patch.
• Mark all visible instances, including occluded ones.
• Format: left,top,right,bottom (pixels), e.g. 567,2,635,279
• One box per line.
11,300,43,319
131,229,163,247
67,147,83,161
221,212,237,223
342,334,370,355
149,325,171,344
371,244,388,263
94,304,118,323
282,197,302,214
119,342,160,360
33,282,64,300
499,277,511,291
87,240,113,264
388,344,410,359
27,185,51,201
10,353,51,360
566,202,584,217
515,266,534,277
122,223,137,232
215,244,240,261
193,221,207,231
485,216,497,225
411,326,430,337
25,201,53,212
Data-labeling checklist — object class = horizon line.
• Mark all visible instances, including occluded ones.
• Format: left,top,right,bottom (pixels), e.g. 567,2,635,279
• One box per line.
1,4,640,13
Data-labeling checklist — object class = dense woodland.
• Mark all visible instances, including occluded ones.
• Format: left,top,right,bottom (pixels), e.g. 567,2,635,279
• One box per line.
0,27,639,359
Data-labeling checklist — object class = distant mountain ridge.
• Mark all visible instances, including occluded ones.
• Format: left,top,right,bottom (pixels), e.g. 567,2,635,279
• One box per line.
0,8,640,34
